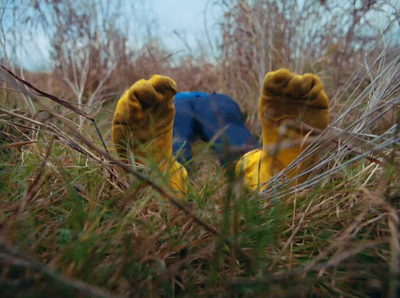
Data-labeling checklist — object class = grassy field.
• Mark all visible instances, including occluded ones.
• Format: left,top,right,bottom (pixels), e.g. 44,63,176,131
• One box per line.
1,1,400,297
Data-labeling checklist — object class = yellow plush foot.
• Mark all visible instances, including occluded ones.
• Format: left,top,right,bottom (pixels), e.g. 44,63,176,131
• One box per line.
236,69,329,191
112,75,187,197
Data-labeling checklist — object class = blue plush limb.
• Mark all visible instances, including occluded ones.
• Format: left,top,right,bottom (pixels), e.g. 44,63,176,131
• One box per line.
192,93,260,164
173,92,260,165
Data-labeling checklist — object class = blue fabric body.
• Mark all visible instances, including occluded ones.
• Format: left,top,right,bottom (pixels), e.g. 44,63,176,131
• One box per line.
173,92,260,165
175,91,209,100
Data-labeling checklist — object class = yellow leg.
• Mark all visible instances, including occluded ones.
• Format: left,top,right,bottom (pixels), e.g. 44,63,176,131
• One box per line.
112,75,187,198
236,69,329,191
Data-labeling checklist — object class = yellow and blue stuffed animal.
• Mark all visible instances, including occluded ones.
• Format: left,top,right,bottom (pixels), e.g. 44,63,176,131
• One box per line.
112,69,329,196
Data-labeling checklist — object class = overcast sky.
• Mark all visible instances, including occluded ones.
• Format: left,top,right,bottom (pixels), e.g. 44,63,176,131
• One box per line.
9,0,399,71
152,0,213,49
11,0,220,71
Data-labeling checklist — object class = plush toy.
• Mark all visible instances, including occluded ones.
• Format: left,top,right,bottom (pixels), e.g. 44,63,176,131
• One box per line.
112,69,329,196
112,75,188,197
235,69,329,191
173,92,260,165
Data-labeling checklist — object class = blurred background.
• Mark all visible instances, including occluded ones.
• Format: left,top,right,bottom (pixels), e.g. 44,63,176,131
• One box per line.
1,0,399,132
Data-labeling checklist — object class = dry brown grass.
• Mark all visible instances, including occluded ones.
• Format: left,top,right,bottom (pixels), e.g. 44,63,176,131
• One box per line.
0,0,399,297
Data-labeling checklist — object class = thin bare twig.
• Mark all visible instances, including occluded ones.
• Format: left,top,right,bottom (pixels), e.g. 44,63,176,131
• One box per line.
1,65,93,120
0,65,109,154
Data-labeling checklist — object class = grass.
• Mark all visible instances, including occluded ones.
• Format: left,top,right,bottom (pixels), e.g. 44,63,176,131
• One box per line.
0,48,399,297
1,0,400,292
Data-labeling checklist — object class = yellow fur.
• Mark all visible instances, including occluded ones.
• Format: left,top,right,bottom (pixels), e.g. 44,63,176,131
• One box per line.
235,69,329,191
112,69,329,197
112,75,188,198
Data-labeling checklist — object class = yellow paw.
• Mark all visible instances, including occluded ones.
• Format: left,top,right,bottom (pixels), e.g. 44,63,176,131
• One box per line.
112,75,187,199
260,68,329,131
237,69,330,192
112,75,177,162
